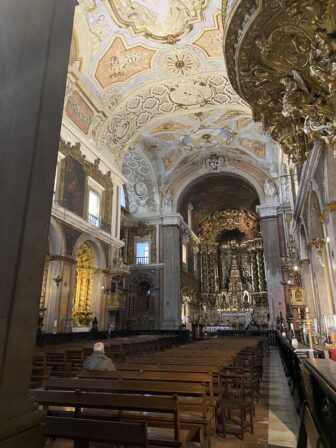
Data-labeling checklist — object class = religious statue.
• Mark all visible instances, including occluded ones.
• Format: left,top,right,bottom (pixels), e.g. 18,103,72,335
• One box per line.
263,178,277,197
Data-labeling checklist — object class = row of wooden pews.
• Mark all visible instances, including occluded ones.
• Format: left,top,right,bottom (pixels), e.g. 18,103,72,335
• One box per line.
32,336,267,447
31,335,178,387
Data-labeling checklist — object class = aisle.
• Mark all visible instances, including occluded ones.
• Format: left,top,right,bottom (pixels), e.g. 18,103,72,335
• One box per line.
208,347,299,448
268,348,299,448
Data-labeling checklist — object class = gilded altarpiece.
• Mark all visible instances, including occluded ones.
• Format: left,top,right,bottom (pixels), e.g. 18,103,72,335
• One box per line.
73,243,95,325
198,209,268,323
59,139,114,233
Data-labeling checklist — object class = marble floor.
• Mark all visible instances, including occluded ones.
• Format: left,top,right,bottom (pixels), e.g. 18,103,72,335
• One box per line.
44,347,299,448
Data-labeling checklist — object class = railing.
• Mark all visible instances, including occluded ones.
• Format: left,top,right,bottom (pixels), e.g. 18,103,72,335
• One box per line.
135,256,149,265
213,329,277,345
88,213,99,227
302,359,336,447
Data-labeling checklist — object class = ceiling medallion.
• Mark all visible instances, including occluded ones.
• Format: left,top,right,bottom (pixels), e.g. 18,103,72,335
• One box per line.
107,0,210,44
169,80,214,106
159,47,200,76
166,53,193,75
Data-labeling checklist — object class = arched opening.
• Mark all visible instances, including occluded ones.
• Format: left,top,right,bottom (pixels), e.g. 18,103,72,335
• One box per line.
72,243,95,327
177,173,268,329
127,273,156,330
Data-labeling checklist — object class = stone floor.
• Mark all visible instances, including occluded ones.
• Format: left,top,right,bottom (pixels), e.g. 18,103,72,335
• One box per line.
44,347,299,448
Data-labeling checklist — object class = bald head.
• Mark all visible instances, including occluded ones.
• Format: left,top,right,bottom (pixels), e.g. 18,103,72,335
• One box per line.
94,342,105,353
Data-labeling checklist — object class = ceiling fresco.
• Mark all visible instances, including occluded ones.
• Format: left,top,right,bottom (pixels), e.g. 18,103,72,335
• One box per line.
135,108,270,179
66,0,281,215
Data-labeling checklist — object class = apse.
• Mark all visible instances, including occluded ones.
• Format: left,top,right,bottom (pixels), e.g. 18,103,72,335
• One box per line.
178,173,268,328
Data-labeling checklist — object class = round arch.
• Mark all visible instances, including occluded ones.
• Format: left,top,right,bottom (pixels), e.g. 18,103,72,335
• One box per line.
173,169,265,214
48,217,66,256
72,233,107,269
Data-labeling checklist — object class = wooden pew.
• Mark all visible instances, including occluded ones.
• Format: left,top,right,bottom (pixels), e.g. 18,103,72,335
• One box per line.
44,416,148,448
77,369,215,402
33,390,200,447
43,377,212,447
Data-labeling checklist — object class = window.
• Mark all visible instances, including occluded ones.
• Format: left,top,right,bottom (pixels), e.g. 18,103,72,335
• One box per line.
88,189,100,227
182,244,188,265
136,242,150,264
120,186,126,209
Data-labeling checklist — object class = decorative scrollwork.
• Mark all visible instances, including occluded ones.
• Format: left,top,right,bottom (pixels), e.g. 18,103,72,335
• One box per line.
224,0,336,162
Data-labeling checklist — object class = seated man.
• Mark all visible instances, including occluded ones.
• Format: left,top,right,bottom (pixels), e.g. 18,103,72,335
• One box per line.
83,341,116,371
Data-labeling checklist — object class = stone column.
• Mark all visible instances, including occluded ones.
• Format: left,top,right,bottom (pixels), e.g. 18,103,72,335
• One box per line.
0,1,76,446
162,225,181,329
257,204,286,325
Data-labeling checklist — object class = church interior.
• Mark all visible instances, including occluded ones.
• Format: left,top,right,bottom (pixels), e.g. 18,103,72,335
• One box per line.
2,0,336,447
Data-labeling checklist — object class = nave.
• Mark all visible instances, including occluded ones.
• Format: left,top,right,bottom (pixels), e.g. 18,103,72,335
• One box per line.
3,1,336,447
31,336,301,448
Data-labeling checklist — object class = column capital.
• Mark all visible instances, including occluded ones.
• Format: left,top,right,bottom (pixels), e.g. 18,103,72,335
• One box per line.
256,203,280,219
161,213,182,226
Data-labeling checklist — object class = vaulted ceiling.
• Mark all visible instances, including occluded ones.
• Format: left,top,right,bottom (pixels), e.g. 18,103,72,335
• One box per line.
65,0,280,213
178,174,260,233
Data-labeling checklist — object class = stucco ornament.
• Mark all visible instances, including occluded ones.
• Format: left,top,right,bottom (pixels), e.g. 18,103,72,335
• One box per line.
263,178,277,197
98,72,247,165
122,147,157,214
107,0,209,43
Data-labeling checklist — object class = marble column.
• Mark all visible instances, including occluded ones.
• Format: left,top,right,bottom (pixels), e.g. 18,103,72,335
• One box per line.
0,1,76,446
162,225,181,329
257,204,286,325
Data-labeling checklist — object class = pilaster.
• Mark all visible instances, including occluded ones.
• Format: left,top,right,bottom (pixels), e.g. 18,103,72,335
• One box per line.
257,203,286,324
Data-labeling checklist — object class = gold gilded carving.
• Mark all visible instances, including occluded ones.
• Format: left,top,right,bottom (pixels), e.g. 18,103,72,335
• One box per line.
310,29,336,94
73,243,95,325
280,70,336,149
59,139,113,232
107,0,209,44
290,287,305,306
106,292,125,309
224,0,336,162
199,209,259,243
308,234,326,256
